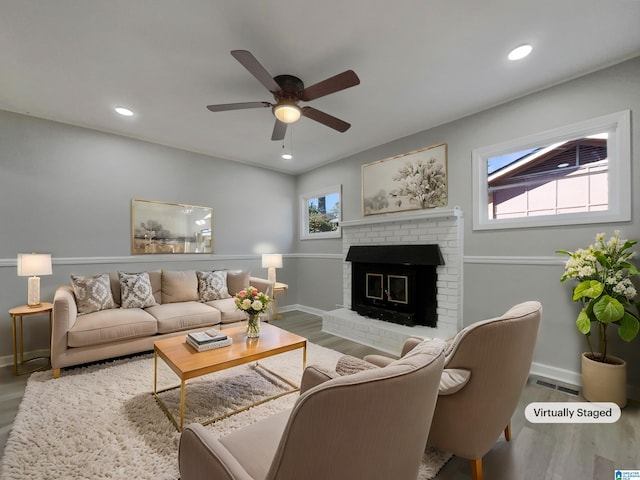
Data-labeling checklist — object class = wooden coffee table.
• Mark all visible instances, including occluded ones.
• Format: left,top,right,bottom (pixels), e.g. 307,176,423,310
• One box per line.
153,322,307,431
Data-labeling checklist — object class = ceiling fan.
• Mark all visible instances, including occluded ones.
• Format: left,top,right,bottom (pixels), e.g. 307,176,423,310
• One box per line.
206,50,360,141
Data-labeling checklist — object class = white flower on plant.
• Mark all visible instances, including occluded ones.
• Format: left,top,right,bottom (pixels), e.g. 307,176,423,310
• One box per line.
558,230,640,362
251,300,263,311
241,299,252,309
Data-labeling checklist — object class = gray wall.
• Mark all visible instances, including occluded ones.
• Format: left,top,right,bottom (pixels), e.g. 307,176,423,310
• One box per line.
1,57,638,396
0,110,296,358
294,57,640,396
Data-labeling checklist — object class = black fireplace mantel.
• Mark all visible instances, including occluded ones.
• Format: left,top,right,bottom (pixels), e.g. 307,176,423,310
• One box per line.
346,244,444,266
346,244,444,327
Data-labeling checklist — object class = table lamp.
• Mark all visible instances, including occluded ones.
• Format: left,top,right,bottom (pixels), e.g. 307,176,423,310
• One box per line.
262,254,282,284
17,253,52,307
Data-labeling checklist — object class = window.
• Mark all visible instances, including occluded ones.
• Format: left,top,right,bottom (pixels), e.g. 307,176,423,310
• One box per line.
300,185,341,240
472,110,631,230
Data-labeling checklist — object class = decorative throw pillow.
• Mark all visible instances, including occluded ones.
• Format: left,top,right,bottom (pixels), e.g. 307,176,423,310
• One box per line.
335,355,379,376
118,271,157,309
70,273,117,315
161,270,199,304
226,270,250,295
197,270,231,302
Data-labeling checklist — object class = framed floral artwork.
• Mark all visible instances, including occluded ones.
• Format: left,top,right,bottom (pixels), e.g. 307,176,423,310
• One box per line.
361,143,447,216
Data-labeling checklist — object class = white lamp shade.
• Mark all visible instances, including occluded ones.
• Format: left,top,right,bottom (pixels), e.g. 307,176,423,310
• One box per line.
262,254,282,284
262,254,283,269
17,253,52,276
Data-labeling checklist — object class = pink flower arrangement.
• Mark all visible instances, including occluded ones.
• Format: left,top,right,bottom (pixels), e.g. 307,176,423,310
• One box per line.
234,286,270,316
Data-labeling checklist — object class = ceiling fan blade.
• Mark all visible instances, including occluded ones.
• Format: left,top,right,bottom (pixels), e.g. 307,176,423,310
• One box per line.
230,50,281,93
271,119,287,141
301,70,360,101
302,106,351,132
206,101,271,112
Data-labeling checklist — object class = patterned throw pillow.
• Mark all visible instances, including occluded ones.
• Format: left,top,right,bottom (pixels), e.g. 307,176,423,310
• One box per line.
197,270,231,302
118,271,157,309
70,273,117,315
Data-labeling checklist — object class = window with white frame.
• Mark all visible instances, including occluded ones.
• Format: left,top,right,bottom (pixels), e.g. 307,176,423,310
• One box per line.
300,185,341,240
472,110,631,230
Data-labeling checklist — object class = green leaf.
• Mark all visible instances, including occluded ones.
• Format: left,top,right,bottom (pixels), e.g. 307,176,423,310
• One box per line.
576,310,591,335
556,250,572,256
620,261,639,275
572,280,604,301
594,251,611,268
593,295,624,324
618,312,640,342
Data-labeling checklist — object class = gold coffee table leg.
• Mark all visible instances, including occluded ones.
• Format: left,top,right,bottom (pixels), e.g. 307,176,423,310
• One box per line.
180,379,186,431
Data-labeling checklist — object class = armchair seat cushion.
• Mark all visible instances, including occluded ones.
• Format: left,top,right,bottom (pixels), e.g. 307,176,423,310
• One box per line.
218,410,291,479
145,302,221,333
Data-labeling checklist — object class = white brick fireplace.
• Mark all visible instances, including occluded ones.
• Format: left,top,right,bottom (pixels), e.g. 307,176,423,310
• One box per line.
322,207,463,355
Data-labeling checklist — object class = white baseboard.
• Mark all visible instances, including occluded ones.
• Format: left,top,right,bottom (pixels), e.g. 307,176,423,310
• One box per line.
278,304,326,317
0,349,49,369
530,361,582,387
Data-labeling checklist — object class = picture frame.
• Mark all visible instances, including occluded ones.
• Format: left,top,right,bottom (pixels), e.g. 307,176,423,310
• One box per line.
362,143,447,216
131,199,213,254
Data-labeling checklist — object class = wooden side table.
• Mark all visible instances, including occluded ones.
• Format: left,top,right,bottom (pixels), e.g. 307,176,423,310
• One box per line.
272,282,288,320
9,302,53,376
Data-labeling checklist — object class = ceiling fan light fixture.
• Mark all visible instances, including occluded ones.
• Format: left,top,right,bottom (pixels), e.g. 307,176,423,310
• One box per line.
273,101,301,124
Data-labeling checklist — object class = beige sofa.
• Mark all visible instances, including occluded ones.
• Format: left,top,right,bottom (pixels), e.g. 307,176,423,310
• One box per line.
51,269,272,378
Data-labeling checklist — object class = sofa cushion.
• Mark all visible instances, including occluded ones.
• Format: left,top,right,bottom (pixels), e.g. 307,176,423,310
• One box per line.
197,270,231,302
67,308,158,347
162,270,199,304
119,271,158,309
227,271,250,296
70,273,117,315
145,301,221,333
205,297,247,324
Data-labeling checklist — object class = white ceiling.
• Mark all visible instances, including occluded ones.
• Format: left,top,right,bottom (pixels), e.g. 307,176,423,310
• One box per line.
2,1,639,174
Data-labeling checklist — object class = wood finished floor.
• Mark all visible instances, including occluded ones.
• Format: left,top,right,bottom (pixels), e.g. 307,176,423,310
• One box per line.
1,310,639,479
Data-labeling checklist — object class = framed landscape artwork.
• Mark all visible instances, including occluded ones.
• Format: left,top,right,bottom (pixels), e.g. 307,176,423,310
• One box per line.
131,199,213,254
362,143,448,216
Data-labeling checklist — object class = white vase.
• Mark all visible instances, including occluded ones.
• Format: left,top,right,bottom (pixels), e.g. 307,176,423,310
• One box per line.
581,352,627,408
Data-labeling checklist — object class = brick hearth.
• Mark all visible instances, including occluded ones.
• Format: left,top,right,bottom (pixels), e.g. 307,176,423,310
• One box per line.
322,207,463,355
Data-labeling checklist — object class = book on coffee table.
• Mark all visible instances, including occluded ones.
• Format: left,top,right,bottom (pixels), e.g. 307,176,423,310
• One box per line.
186,335,233,352
187,330,227,345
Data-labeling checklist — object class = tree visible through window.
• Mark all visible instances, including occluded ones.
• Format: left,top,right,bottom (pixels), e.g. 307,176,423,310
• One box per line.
300,186,341,239
308,193,340,233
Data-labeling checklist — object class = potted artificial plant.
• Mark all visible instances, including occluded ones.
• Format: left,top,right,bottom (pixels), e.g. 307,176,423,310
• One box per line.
558,230,640,408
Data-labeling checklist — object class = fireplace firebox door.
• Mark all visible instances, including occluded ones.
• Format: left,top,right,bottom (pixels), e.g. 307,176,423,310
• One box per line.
346,245,444,327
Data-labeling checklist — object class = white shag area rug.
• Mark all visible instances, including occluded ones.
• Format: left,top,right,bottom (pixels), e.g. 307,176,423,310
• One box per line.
0,342,451,480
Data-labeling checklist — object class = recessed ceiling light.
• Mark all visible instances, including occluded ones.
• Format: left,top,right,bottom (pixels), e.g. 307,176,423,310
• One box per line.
508,44,533,61
282,153,293,160
557,163,570,168
114,106,134,116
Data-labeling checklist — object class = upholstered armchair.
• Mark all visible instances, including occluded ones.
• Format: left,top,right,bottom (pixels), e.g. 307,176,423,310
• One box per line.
178,338,446,480
364,301,542,480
